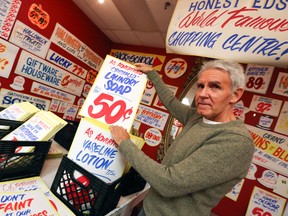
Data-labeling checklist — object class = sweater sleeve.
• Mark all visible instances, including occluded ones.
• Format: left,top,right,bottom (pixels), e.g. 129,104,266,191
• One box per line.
119,132,254,198
147,70,196,124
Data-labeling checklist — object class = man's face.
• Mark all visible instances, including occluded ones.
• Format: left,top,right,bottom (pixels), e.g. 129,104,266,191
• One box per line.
195,68,234,122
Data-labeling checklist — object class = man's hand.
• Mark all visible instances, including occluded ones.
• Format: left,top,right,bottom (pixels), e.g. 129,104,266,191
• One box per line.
134,63,153,74
109,125,130,145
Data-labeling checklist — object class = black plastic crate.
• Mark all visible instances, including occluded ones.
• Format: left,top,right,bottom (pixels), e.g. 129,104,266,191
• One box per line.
0,140,52,181
50,155,125,216
54,120,79,151
0,118,23,139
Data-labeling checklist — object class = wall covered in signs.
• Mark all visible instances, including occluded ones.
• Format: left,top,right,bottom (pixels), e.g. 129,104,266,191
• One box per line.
111,43,288,215
0,0,111,119
1,0,288,215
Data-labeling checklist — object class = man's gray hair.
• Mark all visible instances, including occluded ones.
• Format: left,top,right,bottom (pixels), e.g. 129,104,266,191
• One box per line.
198,59,245,92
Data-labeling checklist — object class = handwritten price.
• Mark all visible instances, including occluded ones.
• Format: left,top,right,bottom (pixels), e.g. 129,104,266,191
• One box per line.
233,108,243,117
88,93,133,124
252,207,272,216
166,60,186,74
72,65,85,76
255,102,271,113
246,77,264,90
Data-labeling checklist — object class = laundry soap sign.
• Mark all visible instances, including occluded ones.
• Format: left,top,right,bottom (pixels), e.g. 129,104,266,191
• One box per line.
79,55,147,130
67,117,144,183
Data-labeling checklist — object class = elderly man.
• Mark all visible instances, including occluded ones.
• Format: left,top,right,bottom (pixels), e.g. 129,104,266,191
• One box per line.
110,59,254,216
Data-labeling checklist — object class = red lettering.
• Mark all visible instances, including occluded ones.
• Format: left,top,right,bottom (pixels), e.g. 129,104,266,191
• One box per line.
61,75,82,87
84,127,93,138
221,7,288,32
273,147,288,162
0,198,33,212
179,10,227,29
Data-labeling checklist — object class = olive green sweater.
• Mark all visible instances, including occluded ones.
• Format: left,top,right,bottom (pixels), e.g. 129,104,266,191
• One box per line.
119,71,255,216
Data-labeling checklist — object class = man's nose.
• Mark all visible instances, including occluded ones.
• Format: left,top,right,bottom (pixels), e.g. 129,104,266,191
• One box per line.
199,87,209,97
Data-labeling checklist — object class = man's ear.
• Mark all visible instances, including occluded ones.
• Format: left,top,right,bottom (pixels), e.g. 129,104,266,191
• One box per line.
230,88,244,104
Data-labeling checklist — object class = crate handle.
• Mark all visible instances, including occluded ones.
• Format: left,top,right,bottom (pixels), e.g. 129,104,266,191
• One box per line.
71,170,91,189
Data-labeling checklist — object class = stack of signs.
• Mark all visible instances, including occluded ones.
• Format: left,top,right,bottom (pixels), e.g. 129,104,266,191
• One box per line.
1,111,67,142
69,55,147,183
0,176,75,216
0,102,40,121
68,117,145,183
1,111,67,155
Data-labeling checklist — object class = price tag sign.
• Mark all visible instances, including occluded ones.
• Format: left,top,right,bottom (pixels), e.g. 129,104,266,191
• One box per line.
245,186,286,216
164,58,187,79
249,95,282,117
244,64,274,94
79,55,147,130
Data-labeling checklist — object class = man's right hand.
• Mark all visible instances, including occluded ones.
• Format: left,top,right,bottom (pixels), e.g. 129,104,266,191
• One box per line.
134,63,153,74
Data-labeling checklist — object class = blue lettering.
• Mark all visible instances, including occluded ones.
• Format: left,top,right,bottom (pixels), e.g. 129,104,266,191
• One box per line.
82,140,117,158
252,0,287,10
20,65,60,86
168,31,221,48
189,0,239,12
75,150,114,170
104,80,132,95
49,52,72,68
222,34,288,60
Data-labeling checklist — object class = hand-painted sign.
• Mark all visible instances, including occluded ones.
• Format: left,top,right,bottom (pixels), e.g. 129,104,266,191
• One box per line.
153,85,178,110
233,100,246,121
141,80,156,106
0,190,59,216
67,117,144,183
51,23,103,71
249,95,282,117
63,104,78,121
144,127,162,147
86,69,97,84
15,50,85,96
28,3,50,29
272,72,288,97
135,104,169,131
79,55,147,130
274,101,288,136
0,176,75,216
167,0,288,68
164,58,187,79
46,49,88,79
9,20,50,58
247,125,288,176
49,99,60,112
0,0,21,40
273,175,288,199
31,82,76,104
225,179,244,202
0,38,19,78
58,101,68,113
110,49,166,71
245,186,286,216
0,88,50,110
257,169,278,189
244,64,274,94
